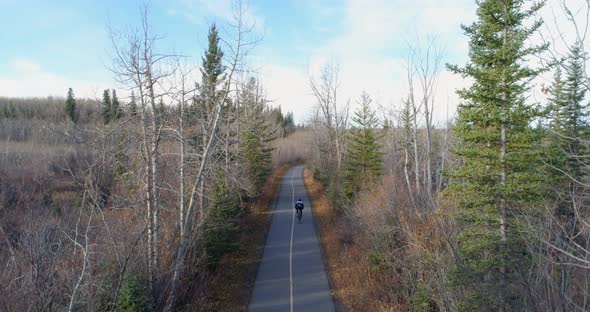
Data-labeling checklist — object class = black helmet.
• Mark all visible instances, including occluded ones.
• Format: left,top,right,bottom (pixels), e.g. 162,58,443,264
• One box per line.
298,198,302,201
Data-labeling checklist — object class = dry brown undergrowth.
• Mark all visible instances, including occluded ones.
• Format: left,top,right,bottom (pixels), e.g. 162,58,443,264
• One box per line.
303,168,398,312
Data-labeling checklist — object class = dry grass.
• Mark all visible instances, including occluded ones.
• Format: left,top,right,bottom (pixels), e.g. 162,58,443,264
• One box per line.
303,167,398,312
192,163,294,312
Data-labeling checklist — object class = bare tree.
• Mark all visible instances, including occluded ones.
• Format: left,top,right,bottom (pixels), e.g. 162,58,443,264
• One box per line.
309,61,350,179
109,4,175,295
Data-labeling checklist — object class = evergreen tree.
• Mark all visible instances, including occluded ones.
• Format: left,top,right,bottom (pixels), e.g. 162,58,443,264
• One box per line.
112,89,121,120
204,168,241,270
546,41,589,217
344,91,383,198
196,23,226,121
553,41,588,177
446,0,547,309
102,89,112,124
158,97,166,117
189,23,226,150
65,88,78,124
240,77,275,192
129,90,138,117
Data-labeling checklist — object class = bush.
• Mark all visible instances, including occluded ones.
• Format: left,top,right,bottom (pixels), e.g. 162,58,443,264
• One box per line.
115,273,150,312
411,285,436,312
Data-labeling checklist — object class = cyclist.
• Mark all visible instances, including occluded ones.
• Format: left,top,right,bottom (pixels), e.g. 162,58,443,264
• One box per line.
295,198,304,220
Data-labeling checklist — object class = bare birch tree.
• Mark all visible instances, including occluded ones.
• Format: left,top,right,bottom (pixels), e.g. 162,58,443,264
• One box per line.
309,61,350,180
109,4,175,295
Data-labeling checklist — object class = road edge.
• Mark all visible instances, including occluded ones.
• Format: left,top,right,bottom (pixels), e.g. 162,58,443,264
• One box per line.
302,166,344,312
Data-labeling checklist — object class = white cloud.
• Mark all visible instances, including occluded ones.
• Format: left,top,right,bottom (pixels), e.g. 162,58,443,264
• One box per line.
0,58,112,99
12,58,42,73
259,64,317,123
261,0,476,125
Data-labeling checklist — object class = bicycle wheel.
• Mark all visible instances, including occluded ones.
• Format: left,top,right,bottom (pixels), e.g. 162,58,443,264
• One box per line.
297,209,302,222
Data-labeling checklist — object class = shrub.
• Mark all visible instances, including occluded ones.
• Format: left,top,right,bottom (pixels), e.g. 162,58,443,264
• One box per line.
115,273,150,312
411,284,436,312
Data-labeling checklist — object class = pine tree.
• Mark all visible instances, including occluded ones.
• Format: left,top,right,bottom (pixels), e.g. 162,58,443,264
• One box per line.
240,77,275,192
204,167,241,270
158,97,166,117
112,89,121,120
344,91,383,198
547,41,589,216
65,88,78,124
189,23,226,150
102,89,112,124
446,0,547,309
197,23,226,121
128,91,138,117
555,41,588,177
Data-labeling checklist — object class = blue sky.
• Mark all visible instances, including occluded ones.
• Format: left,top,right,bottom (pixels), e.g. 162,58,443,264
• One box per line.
0,0,584,123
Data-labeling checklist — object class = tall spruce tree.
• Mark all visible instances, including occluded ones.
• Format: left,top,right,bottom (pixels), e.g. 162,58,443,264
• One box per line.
65,88,78,124
111,89,121,120
546,41,589,218
197,23,226,121
240,77,275,192
344,91,383,198
446,0,547,309
102,89,112,124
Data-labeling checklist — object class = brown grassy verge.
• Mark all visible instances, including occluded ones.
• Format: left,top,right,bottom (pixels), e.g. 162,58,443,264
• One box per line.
194,163,294,311
304,167,392,312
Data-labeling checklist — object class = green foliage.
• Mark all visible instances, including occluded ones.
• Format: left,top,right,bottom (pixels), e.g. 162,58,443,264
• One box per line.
128,91,138,117
102,89,112,124
95,272,150,312
193,23,226,123
65,88,78,123
269,106,296,137
240,77,275,192
189,23,226,148
112,89,121,120
546,41,589,187
114,273,150,312
0,101,17,118
411,285,436,312
204,169,242,270
343,91,383,198
446,0,548,309
103,89,122,124
367,251,384,267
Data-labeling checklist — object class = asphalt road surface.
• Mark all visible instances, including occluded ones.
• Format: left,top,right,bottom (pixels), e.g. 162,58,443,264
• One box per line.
249,165,335,312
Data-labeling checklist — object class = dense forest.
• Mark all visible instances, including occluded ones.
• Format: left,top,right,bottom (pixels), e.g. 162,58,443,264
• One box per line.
1,0,590,311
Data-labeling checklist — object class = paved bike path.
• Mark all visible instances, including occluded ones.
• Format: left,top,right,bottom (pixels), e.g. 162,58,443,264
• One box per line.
249,165,334,312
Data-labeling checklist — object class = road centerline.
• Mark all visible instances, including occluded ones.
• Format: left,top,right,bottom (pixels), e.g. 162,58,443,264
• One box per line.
289,171,295,312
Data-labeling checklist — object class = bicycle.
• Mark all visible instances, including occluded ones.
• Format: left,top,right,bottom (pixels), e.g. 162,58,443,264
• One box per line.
296,208,302,223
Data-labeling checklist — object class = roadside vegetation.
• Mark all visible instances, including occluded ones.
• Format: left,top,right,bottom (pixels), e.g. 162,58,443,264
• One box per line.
2,0,590,311
0,3,296,311
303,1,590,311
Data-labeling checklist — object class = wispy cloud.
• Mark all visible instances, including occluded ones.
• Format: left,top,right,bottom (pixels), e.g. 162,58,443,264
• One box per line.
174,0,265,31
260,0,476,124
12,58,42,73
1,58,110,99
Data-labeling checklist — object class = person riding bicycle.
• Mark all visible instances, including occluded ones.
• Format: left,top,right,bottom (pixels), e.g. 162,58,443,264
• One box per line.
295,198,304,216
